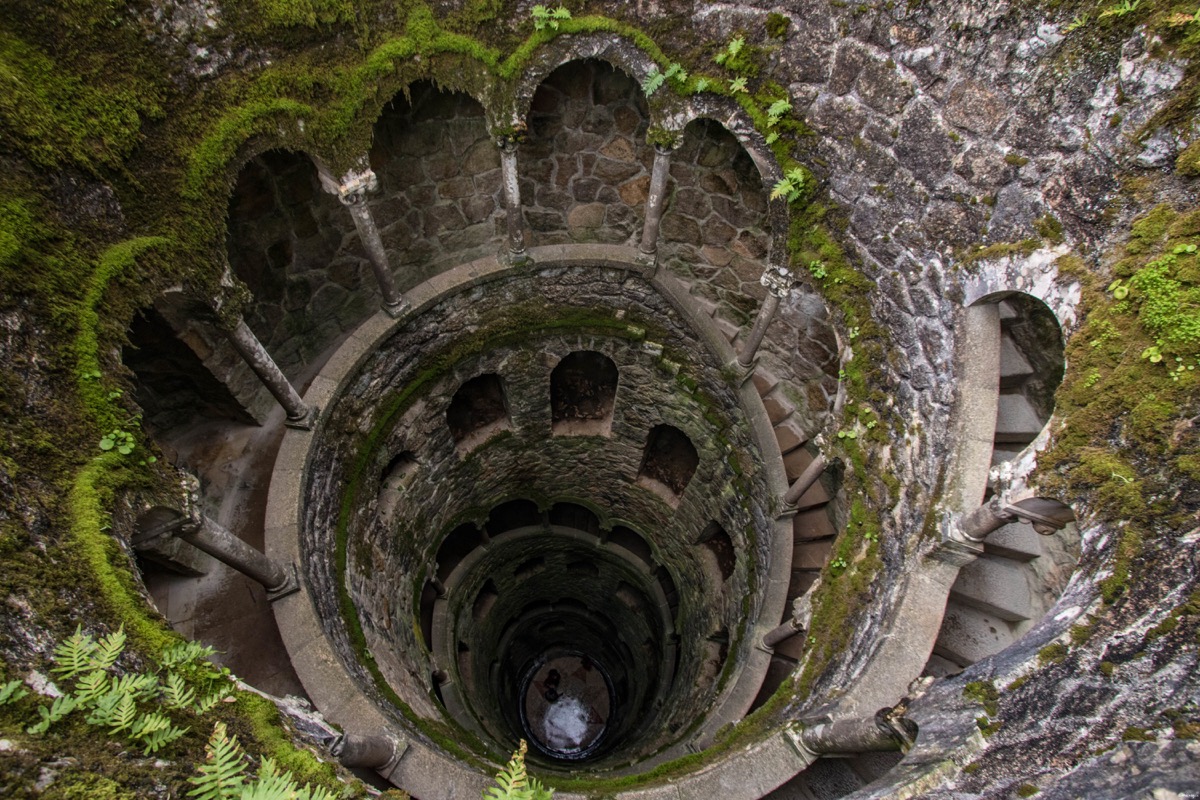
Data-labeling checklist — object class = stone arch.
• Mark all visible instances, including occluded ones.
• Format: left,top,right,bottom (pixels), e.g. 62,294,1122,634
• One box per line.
225,147,371,378
509,36,664,126
658,117,772,318
521,58,653,246
550,350,620,436
446,373,512,451
369,81,503,282
637,423,699,505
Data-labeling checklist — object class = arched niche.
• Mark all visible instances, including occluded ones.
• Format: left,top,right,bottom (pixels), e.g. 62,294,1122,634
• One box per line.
436,523,485,583
377,450,417,525
447,373,511,452
696,521,736,585
485,498,543,538
548,502,602,536
369,81,501,284
636,424,699,506
523,59,651,247
225,149,361,378
658,117,770,316
551,350,619,436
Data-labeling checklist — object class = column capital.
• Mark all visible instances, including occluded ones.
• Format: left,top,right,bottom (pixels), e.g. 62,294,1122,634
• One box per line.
761,263,797,298
319,166,379,206
496,133,524,153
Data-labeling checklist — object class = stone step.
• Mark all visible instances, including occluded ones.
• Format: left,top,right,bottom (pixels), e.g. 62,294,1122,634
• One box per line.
997,300,1019,324
922,652,967,678
782,448,832,508
799,757,866,800
712,314,741,344
793,537,834,571
793,508,836,541
994,393,1043,443
949,555,1034,622
982,520,1043,562
990,446,1024,466
774,417,809,455
999,334,1034,388
762,390,796,425
785,569,820,603
933,601,1018,666
752,367,780,397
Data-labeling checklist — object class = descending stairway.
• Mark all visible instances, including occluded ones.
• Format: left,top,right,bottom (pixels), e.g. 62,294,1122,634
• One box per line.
926,296,1068,677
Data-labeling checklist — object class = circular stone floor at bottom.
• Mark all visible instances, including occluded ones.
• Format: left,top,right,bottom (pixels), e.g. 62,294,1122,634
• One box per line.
521,654,613,760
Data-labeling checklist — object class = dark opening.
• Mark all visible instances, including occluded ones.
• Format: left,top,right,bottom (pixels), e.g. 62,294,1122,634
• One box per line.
419,580,439,650
436,523,484,582
698,522,736,582
608,526,654,568
637,424,699,503
122,307,253,434
549,502,601,536
447,373,510,449
486,499,543,537
551,351,619,435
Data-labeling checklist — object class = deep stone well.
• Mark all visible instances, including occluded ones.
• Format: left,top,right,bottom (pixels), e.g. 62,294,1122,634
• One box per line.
1,1,1199,799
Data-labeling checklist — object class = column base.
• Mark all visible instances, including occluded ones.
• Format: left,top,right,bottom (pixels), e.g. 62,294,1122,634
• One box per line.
502,247,532,267
284,405,319,431
266,562,302,602
382,298,408,319
635,248,659,276
728,355,758,385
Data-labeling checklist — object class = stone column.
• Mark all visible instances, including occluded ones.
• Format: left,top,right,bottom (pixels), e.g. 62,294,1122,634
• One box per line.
763,617,803,649
498,135,528,263
799,708,911,755
953,495,1017,543
320,167,406,316
783,453,828,508
736,264,795,369
176,514,299,600
331,733,406,770
638,143,676,263
223,317,316,429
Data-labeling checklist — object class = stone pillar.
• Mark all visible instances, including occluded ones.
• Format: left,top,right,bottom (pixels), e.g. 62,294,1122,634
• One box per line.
638,143,676,263
223,317,316,429
320,167,406,316
498,135,527,262
763,617,803,649
331,733,405,770
736,264,795,369
799,708,911,755
783,453,827,509
953,495,1017,543
176,514,299,600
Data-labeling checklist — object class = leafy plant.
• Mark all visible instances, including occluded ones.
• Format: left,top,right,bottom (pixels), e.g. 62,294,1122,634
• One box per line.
484,740,553,800
1165,7,1200,26
807,260,828,280
531,5,571,31
713,35,744,66
770,168,807,203
1062,13,1090,32
766,98,792,126
0,680,29,705
642,62,687,95
19,625,233,755
1099,0,1141,19
693,77,711,92
729,76,748,94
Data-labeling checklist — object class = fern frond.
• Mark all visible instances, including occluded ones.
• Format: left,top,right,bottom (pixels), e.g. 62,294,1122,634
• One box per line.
92,626,126,670
112,672,159,700
642,68,666,96
728,36,744,57
131,711,171,739
74,670,110,704
194,689,230,714
189,722,247,800
140,722,189,755
295,785,339,800
165,672,197,710
239,758,297,800
51,625,97,679
729,77,748,94
0,680,28,705
27,694,79,734
108,691,137,734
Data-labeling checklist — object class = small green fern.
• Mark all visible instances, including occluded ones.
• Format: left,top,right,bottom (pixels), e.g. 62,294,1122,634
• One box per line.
484,740,553,800
0,680,28,705
189,724,339,800
164,672,197,710
770,167,807,203
189,722,248,800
